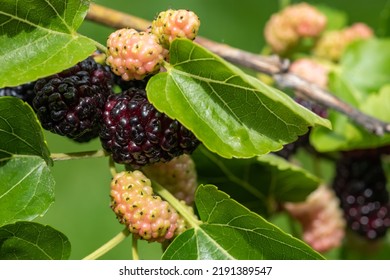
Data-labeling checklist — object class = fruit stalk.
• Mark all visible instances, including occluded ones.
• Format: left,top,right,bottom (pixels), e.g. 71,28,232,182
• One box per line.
82,228,131,260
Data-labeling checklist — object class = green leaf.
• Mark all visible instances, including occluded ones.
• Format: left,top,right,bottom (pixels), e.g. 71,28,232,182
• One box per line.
192,146,319,215
0,156,55,227
0,222,70,260
147,39,330,159
339,39,390,94
0,97,51,163
0,0,96,87
256,154,319,202
311,84,390,153
163,185,324,260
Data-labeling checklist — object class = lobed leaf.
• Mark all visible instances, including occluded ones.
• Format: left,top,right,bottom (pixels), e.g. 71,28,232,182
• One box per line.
0,0,96,87
147,39,330,159
0,156,55,227
0,222,70,260
163,185,324,260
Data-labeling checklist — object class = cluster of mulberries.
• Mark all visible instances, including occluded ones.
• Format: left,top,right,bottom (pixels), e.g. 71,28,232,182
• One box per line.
105,9,200,81
1,9,202,166
110,170,190,242
314,23,373,61
284,185,345,253
264,3,327,54
332,153,390,240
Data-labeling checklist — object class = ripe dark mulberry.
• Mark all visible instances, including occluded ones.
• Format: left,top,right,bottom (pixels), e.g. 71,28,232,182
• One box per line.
0,82,36,105
332,154,390,240
33,57,113,142
99,85,200,168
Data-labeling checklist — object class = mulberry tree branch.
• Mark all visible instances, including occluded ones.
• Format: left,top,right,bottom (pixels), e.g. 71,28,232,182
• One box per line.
86,3,390,136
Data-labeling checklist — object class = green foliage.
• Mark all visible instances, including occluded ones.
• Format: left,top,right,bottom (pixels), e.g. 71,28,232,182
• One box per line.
0,0,96,87
192,146,320,215
162,185,324,260
0,98,50,162
1,0,390,261
0,222,70,260
147,39,330,159
0,156,55,227
0,98,54,227
311,39,390,152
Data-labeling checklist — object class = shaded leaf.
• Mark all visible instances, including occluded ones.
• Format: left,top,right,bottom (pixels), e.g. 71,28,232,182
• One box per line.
0,222,70,260
0,0,96,87
0,156,55,227
192,146,319,215
163,185,324,260
147,39,330,159
0,97,50,163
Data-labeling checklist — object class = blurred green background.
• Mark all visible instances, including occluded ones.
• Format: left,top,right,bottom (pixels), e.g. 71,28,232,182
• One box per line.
36,0,390,260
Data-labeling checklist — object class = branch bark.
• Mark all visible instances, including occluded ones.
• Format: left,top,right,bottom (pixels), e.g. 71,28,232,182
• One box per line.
86,3,390,136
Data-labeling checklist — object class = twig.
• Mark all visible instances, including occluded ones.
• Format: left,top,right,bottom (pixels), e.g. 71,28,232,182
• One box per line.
86,3,390,136
51,149,108,161
274,73,390,135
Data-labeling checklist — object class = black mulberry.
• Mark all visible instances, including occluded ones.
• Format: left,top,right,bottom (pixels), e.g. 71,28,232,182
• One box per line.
99,85,200,168
33,57,113,142
0,82,36,105
332,153,390,240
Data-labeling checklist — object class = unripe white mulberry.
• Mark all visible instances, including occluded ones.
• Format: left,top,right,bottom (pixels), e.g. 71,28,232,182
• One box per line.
284,185,345,253
110,170,189,242
264,3,327,54
106,28,164,80
289,58,329,89
151,9,200,49
143,154,198,206
314,23,374,61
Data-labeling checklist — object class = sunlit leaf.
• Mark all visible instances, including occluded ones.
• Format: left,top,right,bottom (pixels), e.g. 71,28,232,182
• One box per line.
163,185,324,260
0,0,96,87
147,39,330,159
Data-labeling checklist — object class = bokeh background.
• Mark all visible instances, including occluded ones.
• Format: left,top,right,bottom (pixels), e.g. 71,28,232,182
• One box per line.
36,0,390,259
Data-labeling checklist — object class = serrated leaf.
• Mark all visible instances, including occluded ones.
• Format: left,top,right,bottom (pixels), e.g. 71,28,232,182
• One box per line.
0,156,55,227
0,222,70,260
0,97,50,163
162,185,324,260
147,39,330,159
192,146,319,215
0,0,96,87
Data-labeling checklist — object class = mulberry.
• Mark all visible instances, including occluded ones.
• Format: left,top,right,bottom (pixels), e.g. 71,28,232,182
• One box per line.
33,56,113,142
106,28,164,81
110,170,189,242
99,84,200,168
